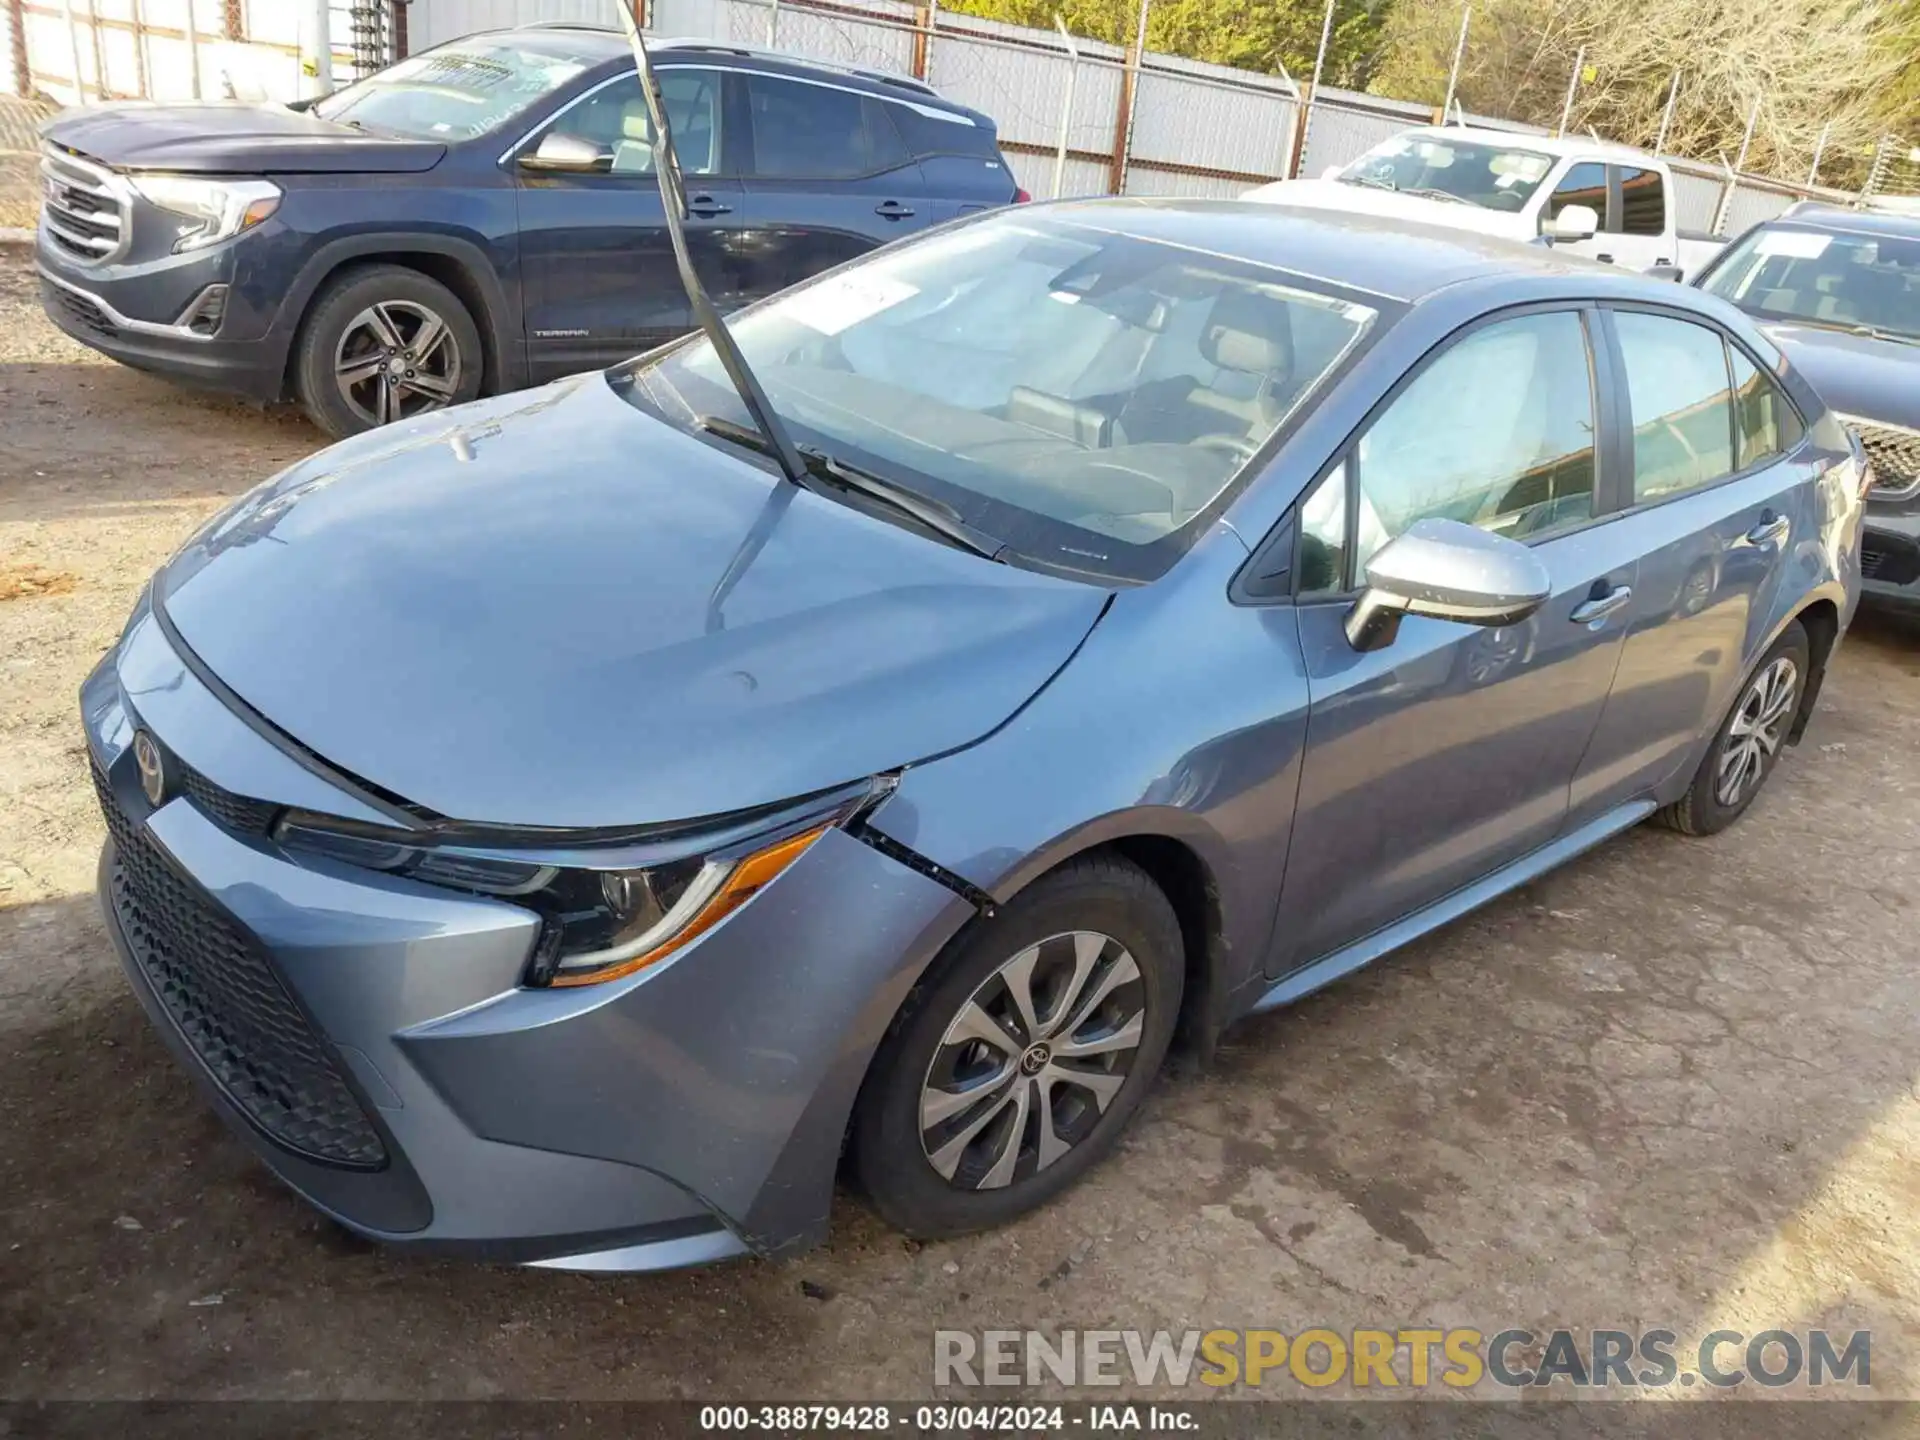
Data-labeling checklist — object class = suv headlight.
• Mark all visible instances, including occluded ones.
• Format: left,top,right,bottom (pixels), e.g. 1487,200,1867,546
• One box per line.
275,778,891,988
130,175,281,253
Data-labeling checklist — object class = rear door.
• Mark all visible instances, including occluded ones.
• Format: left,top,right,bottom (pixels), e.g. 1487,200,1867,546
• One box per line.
729,70,931,303
513,66,746,380
1270,306,1643,974
884,100,1021,218
1608,164,1673,272
1568,305,1815,822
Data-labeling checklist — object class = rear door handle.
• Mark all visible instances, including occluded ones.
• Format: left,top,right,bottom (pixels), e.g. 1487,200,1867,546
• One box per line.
1570,584,1633,625
875,200,916,219
1740,512,1790,549
686,194,732,217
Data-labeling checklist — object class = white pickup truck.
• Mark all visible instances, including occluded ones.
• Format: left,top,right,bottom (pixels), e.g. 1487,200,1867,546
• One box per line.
1246,126,1725,281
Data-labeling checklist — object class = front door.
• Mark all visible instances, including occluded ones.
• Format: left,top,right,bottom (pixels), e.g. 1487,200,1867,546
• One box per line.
1270,308,1636,974
514,66,748,381
1570,307,1813,820
727,71,932,303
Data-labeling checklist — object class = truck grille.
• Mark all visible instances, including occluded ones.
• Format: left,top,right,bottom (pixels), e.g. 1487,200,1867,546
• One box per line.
1844,416,1920,501
40,146,128,263
92,760,388,1169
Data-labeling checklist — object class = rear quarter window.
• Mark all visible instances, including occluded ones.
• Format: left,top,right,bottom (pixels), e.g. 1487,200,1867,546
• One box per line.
890,103,1000,160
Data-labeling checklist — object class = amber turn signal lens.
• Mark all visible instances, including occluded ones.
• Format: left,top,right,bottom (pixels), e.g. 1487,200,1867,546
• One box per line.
549,825,827,988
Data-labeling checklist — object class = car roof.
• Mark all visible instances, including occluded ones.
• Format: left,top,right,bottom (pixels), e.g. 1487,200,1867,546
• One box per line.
1039,196,1639,303
1394,124,1662,167
1767,204,1920,241
494,23,979,115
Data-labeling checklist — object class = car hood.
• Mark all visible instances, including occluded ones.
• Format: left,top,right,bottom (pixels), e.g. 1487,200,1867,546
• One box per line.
43,102,446,175
1242,178,1527,239
1762,323,1920,429
155,375,1109,831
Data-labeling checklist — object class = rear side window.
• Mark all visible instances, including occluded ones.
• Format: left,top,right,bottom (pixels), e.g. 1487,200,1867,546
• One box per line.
743,75,909,178
1544,162,1607,226
1729,345,1803,468
889,103,999,160
1614,166,1665,237
1615,311,1735,500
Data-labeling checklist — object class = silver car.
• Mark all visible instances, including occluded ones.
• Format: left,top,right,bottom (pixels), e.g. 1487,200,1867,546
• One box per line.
83,201,1864,1271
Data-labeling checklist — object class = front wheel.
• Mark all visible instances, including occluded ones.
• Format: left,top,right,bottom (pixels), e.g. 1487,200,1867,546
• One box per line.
851,855,1183,1239
293,264,484,438
1656,620,1809,836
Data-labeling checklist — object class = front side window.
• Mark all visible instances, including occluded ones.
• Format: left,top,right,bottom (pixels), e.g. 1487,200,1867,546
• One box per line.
539,69,724,175
313,40,595,141
1614,311,1735,501
1336,135,1554,213
1615,166,1665,237
1699,224,1920,341
744,76,906,178
1543,162,1608,228
1345,311,1598,573
637,213,1380,581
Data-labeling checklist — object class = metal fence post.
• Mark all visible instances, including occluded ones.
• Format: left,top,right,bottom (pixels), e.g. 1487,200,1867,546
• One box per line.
1051,14,1078,200
86,0,107,97
1706,95,1759,233
913,0,935,82
1654,69,1679,154
60,0,85,100
1807,121,1830,187
1440,2,1468,126
1107,0,1148,194
1555,44,1583,137
8,0,31,96
131,0,151,98
767,0,780,48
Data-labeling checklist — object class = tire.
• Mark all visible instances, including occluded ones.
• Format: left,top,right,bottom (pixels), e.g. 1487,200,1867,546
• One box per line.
1655,620,1810,836
293,264,484,439
851,854,1183,1239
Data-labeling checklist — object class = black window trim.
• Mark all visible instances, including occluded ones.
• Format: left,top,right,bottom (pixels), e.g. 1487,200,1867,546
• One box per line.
1231,298,1619,607
1540,160,1613,236
1592,300,1813,523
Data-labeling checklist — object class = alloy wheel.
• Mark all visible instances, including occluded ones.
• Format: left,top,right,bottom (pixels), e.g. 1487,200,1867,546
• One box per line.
918,930,1146,1190
332,300,462,428
1715,655,1799,808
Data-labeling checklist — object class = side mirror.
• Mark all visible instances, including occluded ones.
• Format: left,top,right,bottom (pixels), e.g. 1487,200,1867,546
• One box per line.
1541,203,1598,243
1344,518,1551,652
518,132,614,174
1321,164,1344,181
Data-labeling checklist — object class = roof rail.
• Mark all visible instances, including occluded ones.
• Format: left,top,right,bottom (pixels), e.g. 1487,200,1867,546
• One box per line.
663,40,940,96
520,20,619,30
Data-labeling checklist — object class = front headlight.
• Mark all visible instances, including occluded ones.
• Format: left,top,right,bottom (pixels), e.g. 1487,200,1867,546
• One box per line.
130,175,281,253
275,778,891,987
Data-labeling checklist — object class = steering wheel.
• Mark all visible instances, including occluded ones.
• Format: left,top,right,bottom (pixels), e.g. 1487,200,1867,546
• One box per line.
1194,434,1262,465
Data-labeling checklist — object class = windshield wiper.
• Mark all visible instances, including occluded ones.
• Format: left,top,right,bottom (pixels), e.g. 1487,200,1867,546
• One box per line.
695,416,1005,561
1405,187,1476,206
1845,323,1920,346
614,2,808,488
1342,174,1398,191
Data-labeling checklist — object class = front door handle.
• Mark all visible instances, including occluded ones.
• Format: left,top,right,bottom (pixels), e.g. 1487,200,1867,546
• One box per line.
1740,511,1790,549
686,194,732,217
875,200,916,220
1595,252,1614,264
1570,584,1633,625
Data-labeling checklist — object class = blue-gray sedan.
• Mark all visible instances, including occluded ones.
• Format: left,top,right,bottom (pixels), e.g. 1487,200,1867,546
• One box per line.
82,200,1865,1271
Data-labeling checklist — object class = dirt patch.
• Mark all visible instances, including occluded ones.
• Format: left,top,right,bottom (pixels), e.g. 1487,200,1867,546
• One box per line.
0,563,77,601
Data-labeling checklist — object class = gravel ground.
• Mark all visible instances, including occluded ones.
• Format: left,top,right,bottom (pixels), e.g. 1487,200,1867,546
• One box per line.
2,238,1918,1408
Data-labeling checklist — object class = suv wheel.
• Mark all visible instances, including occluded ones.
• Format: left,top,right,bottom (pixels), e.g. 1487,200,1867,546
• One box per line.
294,265,484,438
1656,620,1809,836
851,855,1182,1239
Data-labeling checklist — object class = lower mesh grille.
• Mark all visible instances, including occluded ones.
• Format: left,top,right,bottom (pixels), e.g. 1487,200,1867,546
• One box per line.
93,760,387,1169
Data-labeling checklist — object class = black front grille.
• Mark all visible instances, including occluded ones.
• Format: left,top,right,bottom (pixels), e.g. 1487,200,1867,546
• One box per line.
1849,418,1920,498
1861,530,1920,586
44,278,115,338
177,762,281,837
92,761,387,1169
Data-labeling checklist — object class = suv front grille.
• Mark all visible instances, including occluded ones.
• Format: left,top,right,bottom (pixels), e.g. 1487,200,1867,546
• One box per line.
40,146,128,263
42,277,116,337
177,762,282,837
92,760,387,1169
1844,416,1920,500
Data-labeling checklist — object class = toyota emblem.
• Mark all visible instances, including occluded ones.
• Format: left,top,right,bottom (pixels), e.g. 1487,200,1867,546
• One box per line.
132,730,168,808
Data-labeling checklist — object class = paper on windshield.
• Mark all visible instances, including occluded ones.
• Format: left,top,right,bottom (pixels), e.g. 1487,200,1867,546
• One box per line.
783,274,920,335
1755,230,1832,259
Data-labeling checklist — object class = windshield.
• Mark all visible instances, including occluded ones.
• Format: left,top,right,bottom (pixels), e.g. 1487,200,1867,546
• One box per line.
311,40,594,141
1337,135,1555,211
634,213,1380,581
1701,224,1920,341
